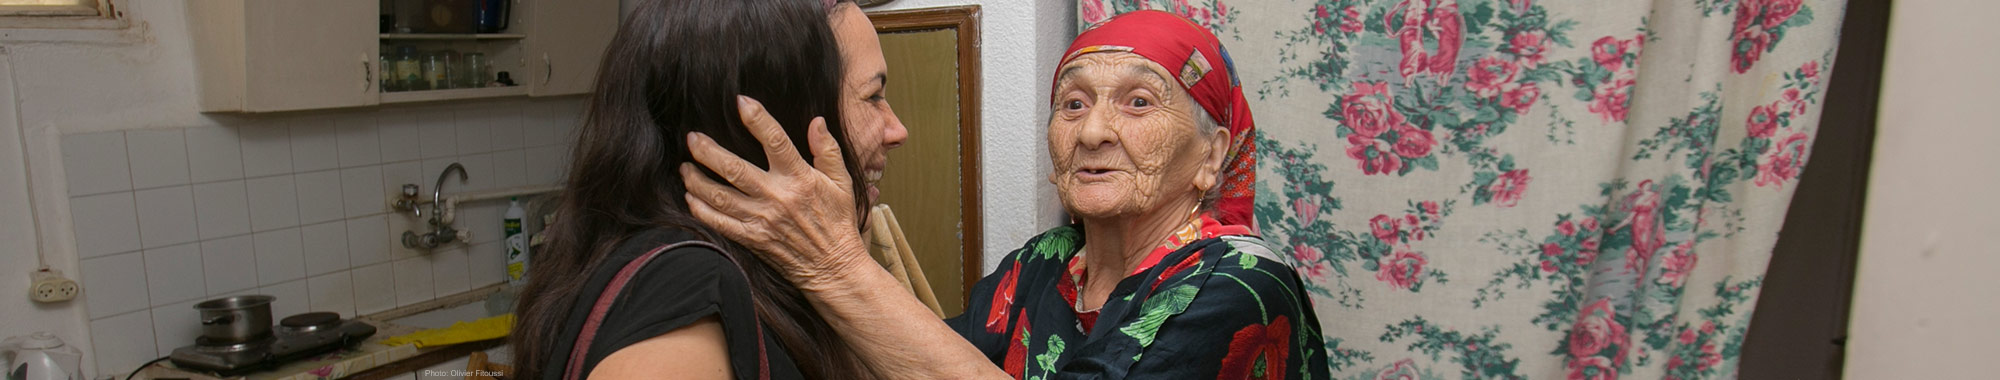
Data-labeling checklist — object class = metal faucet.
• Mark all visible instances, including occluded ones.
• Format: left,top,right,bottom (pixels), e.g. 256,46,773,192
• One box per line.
403,163,468,250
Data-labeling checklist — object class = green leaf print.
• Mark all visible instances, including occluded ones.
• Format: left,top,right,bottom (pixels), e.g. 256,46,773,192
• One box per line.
1035,335,1067,377
1035,227,1081,260
1120,284,1201,348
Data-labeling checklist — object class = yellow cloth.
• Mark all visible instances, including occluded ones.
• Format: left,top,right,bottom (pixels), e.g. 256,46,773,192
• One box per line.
378,314,514,348
867,204,946,318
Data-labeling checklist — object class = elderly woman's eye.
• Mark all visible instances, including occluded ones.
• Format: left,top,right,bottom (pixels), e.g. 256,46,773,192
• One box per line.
1130,98,1150,108
1066,100,1085,110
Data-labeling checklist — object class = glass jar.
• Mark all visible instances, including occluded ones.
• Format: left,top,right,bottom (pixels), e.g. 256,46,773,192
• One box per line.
459,52,488,89
393,46,424,92
424,50,456,90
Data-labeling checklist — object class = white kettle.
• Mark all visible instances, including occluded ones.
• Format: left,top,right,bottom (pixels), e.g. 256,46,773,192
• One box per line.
1,332,83,380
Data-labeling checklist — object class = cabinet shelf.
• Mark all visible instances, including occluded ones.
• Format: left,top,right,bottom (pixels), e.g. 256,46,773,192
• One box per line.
381,86,529,104
380,33,527,40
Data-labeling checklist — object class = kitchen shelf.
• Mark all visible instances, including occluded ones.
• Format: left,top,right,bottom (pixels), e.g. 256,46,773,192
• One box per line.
381,86,528,104
379,33,527,40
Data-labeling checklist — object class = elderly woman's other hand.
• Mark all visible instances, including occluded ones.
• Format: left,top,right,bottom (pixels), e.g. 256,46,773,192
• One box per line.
682,96,873,292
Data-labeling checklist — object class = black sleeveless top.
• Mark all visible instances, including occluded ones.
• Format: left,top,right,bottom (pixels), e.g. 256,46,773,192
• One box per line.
539,229,804,380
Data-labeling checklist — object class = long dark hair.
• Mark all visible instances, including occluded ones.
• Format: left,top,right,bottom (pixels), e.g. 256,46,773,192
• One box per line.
511,0,872,378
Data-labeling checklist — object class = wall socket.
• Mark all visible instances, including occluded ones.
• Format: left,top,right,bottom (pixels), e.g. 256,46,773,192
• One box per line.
29,268,79,303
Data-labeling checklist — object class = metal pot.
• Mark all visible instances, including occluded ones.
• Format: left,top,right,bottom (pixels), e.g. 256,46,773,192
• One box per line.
194,295,274,344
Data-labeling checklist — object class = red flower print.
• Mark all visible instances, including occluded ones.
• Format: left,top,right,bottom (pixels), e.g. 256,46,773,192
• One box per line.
1374,358,1420,380
1783,88,1807,113
1747,104,1779,138
1217,316,1292,380
1501,83,1540,114
1800,60,1821,82
1347,135,1403,175
1731,27,1772,73
1376,250,1427,290
1558,219,1577,236
1003,316,1029,379
1657,242,1698,287
1081,0,1107,25
1508,31,1549,67
1292,242,1323,263
1568,298,1630,365
1466,57,1520,99
1487,169,1532,207
1756,132,1811,187
1541,259,1559,273
1577,238,1600,264
1761,0,1803,29
1580,216,1599,232
1420,201,1440,216
1370,214,1402,242
1340,84,1403,138
1313,4,1330,19
1590,36,1631,69
1292,197,1320,225
1542,242,1564,257
1153,253,1203,291
1392,125,1435,158
1388,0,1464,87
1312,5,1331,34
1619,180,1665,272
1589,78,1635,123
985,261,1021,334
1698,341,1722,370
1566,355,1617,380
1679,328,1698,345
1701,321,1717,335
1339,7,1364,33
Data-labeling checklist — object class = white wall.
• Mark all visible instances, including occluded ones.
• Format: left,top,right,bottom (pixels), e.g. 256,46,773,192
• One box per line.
1844,0,2000,378
868,0,1075,274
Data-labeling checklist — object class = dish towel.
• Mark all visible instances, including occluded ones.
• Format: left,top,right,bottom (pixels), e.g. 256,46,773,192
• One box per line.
378,313,515,348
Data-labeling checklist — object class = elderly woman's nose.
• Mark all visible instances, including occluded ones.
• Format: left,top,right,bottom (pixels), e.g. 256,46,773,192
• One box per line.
1076,107,1120,150
883,104,909,150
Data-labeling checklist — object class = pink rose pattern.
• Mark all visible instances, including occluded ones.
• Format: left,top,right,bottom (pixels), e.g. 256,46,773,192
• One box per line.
1087,0,1834,377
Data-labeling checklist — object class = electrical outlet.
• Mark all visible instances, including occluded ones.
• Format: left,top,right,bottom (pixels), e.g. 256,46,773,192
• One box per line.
29,268,79,303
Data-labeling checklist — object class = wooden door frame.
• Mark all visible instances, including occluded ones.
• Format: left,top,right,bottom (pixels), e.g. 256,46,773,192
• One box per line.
866,5,984,305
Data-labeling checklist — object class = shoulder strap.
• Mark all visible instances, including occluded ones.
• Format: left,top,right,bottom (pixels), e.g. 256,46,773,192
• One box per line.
562,240,771,380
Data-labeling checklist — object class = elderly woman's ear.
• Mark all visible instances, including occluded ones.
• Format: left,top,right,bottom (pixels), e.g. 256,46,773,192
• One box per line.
1193,124,1232,194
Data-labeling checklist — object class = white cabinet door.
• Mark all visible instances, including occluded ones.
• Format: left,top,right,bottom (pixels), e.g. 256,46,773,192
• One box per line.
523,0,617,97
240,0,381,112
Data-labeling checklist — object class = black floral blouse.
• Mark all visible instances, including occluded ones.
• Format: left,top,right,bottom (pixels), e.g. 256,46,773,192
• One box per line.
946,219,1331,379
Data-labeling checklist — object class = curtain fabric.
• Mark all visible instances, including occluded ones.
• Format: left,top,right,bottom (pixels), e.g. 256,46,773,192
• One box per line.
1078,0,1845,378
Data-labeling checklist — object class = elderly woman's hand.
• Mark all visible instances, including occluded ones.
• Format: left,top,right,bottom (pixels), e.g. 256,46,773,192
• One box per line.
681,96,873,292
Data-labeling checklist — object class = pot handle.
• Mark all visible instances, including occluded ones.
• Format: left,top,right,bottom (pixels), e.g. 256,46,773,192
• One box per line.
201,315,235,325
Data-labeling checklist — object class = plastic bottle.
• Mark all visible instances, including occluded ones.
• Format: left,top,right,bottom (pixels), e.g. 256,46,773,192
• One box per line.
504,197,528,286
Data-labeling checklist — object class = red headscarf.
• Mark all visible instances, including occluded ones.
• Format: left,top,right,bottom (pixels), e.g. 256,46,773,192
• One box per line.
1052,10,1258,228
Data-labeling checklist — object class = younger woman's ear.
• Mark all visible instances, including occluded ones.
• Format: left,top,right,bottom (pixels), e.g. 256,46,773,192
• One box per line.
1193,128,1232,192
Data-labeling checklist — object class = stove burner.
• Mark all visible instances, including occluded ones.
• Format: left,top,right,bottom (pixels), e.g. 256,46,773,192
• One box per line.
279,312,341,333
170,312,376,376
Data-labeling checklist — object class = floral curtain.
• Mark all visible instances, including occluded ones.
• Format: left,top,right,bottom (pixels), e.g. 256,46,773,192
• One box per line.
1079,0,1844,378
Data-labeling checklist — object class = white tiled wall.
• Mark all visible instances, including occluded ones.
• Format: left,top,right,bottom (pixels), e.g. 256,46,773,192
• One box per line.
62,97,580,375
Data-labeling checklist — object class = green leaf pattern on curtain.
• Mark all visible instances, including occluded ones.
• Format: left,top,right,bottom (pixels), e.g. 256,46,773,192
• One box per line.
1079,0,1843,378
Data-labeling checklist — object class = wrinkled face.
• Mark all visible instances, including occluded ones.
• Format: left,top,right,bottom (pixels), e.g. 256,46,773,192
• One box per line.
831,4,909,206
1047,52,1230,220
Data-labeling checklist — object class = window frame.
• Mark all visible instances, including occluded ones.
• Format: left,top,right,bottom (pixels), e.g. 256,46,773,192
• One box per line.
0,0,123,30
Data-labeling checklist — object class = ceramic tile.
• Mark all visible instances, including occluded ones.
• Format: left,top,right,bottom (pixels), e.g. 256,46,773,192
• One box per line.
89,310,157,376
81,251,149,319
199,235,258,294
350,263,397,314
346,215,390,267
191,180,251,239
62,131,131,196
239,123,294,178
125,129,190,189
150,298,204,356
336,113,381,167
293,170,346,224
69,192,141,258
185,126,244,183
253,228,305,285
392,257,434,307
259,279,310,318
418,110,457,159
308,271,357,318
376,110,422,163
143,243,206,306
301,221,350,276
244,175,299,231
430,246,469,296
341,166,386,217
290,116,341,172
133,186,198,249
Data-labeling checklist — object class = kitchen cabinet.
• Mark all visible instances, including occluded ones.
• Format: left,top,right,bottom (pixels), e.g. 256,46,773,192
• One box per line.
186,0,618,113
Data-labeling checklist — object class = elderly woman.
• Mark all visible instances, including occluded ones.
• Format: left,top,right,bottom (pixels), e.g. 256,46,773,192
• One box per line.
683,11,1328,379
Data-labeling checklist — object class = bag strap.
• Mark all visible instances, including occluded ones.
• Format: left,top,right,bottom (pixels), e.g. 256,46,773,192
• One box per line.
562,240,770,380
